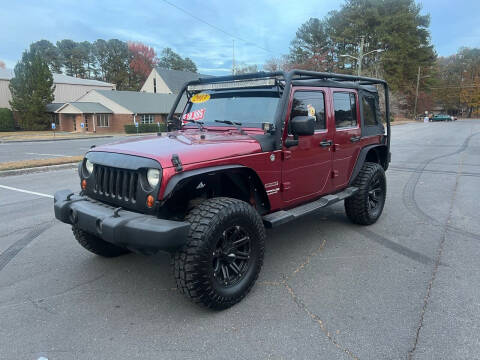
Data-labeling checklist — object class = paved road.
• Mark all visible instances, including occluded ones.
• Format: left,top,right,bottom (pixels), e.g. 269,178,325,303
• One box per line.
0,120,479,359
0,136,137,162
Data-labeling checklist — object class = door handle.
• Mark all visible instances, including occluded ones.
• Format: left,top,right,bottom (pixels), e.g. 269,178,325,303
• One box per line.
350,136,361,143
319,140,333,147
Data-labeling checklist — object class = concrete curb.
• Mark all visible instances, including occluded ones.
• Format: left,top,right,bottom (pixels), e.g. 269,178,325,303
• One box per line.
0,135,114,144
0,162,79,177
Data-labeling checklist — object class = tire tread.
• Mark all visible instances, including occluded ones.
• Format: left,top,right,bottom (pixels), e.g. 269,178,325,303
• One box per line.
72,227,130,257
345,162,386,225
173,197,265,309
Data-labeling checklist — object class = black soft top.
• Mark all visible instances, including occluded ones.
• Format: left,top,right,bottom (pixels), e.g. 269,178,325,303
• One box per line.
291,79,378,93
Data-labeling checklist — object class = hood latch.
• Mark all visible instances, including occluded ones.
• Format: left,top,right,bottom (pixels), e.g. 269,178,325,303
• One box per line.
171,154,183,172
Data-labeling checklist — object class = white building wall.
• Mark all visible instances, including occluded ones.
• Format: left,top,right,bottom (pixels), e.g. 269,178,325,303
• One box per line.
140,69,172,94
0,80,115,109
76,90,132,114
54,83,115,103
0,80,12,108
57,104,83,114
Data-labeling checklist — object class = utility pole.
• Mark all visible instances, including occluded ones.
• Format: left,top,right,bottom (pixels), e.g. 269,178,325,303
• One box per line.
232,40,235,75
358,36,365,76
339,36,383,77
414,66,421,119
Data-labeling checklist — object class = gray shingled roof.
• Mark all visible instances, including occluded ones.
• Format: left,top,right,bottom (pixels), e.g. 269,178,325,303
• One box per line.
68,102,113,113
52,74,114,87
96,90,185,114
155,68,212,94
45,103,65,113
0,68,113,87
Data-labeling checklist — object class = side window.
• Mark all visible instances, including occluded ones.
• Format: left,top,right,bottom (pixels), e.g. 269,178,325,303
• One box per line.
290,91,326,130
333,92,357,128
362,96,377,126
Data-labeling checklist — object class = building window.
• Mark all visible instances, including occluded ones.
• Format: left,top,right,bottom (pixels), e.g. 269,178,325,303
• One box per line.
140,114,154,124
153,78,157,93
96,114,109,127
334,92,357,128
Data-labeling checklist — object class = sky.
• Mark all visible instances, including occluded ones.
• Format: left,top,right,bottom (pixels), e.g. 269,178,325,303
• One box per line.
1,0,479,75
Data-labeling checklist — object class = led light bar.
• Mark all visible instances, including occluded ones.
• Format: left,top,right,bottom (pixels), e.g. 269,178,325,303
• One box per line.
187,78,276,91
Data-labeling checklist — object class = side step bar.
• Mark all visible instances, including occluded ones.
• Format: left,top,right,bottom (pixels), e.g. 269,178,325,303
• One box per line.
262,187,358,228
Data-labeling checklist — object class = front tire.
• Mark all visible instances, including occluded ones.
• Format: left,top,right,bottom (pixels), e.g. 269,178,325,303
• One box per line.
345,162,386,225
173,197,265,310
72,227,130,257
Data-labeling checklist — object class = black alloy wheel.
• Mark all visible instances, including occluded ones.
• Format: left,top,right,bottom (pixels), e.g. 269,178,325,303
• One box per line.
212,225,252,287
367,172,385,218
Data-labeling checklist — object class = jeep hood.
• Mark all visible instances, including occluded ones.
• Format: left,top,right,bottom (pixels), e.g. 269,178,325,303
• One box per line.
91,130,263,168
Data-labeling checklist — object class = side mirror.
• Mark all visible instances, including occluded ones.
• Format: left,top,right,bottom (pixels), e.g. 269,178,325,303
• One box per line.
291,116,315,136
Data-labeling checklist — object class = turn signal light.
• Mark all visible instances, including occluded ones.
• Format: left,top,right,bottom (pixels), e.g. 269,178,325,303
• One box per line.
146,195,155,208
81,179,87,190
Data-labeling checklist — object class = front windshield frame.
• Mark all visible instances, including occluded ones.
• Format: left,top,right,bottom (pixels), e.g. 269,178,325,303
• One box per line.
182,87,281,129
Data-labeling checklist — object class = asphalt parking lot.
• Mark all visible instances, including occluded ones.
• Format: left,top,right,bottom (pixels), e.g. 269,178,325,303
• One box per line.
0,120,479,359
0,136,131,162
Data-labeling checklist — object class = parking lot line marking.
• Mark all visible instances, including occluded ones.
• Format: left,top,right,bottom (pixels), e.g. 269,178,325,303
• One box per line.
0,185,53,198
25,152,67,157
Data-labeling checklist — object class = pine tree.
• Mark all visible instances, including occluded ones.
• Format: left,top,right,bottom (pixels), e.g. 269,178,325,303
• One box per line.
289,18,333,71
158,48,198,73
9,51,55,130
30,40,62,73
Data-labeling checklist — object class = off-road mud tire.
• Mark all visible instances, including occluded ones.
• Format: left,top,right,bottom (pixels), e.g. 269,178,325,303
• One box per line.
345,162,387,225
173,197,265,310
72,226,130,257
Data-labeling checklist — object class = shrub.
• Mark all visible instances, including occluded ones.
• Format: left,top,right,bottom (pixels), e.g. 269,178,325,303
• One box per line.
0,108,15,131
124,123,167,134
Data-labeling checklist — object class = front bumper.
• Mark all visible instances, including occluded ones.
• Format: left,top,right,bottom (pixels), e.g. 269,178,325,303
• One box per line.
54,189,190,253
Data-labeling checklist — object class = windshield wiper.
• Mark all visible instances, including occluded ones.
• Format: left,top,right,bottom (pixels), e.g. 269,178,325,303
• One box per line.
183,119,206,131
214,120,245,134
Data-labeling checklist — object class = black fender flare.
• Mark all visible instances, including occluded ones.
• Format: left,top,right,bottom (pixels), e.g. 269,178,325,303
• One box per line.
348,144,388,185
162,165,268,204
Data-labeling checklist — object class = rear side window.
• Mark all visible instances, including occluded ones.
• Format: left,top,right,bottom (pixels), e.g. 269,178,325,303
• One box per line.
290,91,326,130
362,96,377,126
334,92,357,128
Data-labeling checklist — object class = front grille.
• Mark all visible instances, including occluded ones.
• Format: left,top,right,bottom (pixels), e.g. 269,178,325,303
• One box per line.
93,165,138,203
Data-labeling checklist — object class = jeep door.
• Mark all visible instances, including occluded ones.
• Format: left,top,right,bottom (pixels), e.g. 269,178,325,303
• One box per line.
281,88,334,204
331,90,362,190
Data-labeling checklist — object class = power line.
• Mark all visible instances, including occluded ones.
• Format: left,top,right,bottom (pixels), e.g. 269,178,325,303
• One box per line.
160,0,274,55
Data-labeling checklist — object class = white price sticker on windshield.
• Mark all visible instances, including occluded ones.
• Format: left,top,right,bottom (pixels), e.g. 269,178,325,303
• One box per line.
183,108,206,121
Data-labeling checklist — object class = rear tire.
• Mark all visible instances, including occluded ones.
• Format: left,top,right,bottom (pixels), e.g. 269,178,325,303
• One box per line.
173,197,265,310
72,227,130,257
345,162,386,225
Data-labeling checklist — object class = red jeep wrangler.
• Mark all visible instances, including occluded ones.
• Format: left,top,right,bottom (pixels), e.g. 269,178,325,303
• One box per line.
54,70,391,309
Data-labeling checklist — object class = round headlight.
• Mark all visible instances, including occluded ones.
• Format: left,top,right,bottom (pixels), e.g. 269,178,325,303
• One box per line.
85,159,94,175
147,169,160,188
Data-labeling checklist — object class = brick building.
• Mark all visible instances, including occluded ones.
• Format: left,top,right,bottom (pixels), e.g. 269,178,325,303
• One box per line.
54,90,185,133
0,68,115,109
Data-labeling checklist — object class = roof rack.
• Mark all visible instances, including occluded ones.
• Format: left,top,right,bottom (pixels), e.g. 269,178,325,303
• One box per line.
189,70,387,86
168,69,390,152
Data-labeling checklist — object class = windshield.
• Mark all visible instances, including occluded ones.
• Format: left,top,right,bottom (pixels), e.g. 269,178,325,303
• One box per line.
182,90,280,128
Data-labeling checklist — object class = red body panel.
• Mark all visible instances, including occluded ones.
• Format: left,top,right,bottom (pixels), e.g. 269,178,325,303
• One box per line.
281,86,334,206
94,129,263,169
330,89,362,190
